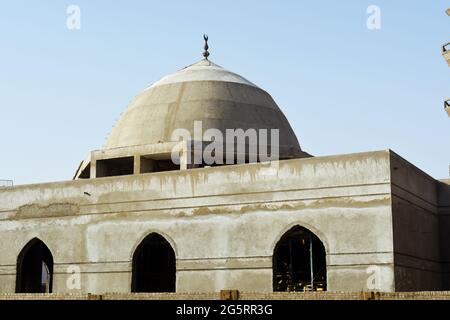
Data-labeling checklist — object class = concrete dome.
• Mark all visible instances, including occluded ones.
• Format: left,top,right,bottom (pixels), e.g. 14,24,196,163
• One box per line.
105,59,303,158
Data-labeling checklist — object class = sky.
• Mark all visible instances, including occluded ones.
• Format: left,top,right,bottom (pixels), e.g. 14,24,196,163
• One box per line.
0,0,449,185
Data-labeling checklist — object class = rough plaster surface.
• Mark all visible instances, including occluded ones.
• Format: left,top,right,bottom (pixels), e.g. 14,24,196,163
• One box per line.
0,150,448,293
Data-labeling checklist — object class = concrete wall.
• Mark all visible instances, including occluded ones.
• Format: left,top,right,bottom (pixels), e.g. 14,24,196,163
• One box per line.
438,180,450,288
389,151,443,291
0,151,395,293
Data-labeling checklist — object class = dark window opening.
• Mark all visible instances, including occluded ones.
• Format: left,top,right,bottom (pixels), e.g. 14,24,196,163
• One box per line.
16,238,54,293
273,226,327,292
140,157,180,174
131,233,176,292
194,145,282,167
78,163,90,179
96,156,134,178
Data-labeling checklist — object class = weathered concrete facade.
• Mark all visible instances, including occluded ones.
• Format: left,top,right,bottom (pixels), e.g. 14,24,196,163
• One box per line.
1,57,448,294
390,154,450,291
0,150,448,293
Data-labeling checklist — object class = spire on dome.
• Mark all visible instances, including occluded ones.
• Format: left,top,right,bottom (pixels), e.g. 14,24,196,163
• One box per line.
203,34,210,60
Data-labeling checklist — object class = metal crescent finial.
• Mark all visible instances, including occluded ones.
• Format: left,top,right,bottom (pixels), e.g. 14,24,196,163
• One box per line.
203,34,210,60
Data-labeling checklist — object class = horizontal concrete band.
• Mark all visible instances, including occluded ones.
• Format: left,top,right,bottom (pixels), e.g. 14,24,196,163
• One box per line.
391,183,439,209
327,252,393,266
0,184,391,221
391,187,439,216
0,252,397,275
177,256,271,271
394,254,446,274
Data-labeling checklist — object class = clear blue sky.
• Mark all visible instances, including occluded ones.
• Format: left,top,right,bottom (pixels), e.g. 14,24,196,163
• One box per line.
0,1,449,185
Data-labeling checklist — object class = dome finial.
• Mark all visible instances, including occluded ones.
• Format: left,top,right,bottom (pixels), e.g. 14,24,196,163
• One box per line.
203,34,210,60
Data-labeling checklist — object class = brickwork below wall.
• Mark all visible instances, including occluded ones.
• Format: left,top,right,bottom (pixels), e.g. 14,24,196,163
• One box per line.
2,291,450,300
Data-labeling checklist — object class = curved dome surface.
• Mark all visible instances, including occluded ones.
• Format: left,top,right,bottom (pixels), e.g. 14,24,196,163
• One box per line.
106,59,302,158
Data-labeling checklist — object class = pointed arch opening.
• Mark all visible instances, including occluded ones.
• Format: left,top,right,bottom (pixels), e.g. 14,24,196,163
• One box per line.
273,225,327,292
16,238,54,293
131,233,176,292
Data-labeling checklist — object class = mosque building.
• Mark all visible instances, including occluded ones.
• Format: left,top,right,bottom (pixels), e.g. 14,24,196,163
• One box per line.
0,37,449,295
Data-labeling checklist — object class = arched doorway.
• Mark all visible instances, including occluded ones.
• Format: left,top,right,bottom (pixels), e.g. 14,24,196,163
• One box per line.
16,238,54,293
131,233,176,292
273,226,327,292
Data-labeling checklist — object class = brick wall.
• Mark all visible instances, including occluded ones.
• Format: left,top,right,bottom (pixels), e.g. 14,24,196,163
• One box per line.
2,291,450,300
